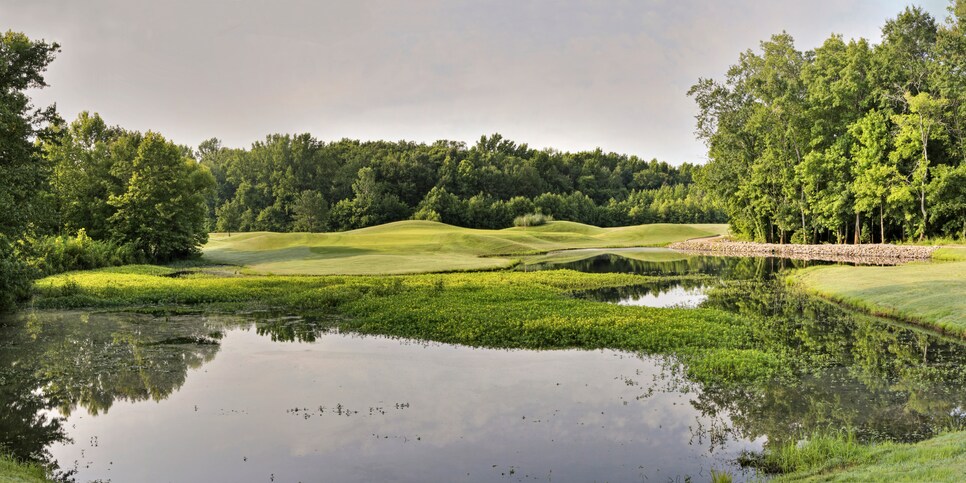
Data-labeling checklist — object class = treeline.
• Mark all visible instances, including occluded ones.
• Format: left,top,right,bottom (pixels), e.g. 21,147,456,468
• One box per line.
201,133,725,233
691,2,966,243
0,28,722,311
0,31,216,310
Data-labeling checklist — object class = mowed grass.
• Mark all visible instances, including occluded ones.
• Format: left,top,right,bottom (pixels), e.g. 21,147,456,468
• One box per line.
769,431,966,482
789,260,966,336
933,247,966,261
203,220,728,275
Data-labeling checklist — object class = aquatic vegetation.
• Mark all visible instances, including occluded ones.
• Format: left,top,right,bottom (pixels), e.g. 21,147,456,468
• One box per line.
34,267,786,387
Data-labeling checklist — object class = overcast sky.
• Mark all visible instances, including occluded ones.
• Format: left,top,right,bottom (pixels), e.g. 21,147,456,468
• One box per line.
2,0,952,164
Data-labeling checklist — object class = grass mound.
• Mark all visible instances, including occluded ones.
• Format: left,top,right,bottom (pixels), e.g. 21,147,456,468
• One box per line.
204,221,728,275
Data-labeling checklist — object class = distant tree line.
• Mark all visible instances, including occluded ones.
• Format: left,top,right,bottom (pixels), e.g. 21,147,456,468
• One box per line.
200,133,724,233
691,2,966,243
0,28,721,311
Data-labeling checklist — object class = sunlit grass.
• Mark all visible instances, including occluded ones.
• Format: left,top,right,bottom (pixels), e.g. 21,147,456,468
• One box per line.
203,220,728,275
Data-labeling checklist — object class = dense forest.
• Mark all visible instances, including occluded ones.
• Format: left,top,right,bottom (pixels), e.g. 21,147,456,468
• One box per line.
692,3,966,243
196,132,722,233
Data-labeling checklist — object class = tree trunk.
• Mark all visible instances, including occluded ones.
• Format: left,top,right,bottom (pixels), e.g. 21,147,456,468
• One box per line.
855,212,861,245
880,204,885,244
919,186,927,241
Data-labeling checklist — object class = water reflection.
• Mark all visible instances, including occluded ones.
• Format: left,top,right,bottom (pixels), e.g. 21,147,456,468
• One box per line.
1,250,965,480
521,248,827,279
0,312,762,482
700,280,966,446
579,279,711,308
524,248,966,449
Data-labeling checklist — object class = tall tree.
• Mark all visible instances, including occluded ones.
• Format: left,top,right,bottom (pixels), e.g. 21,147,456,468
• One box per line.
108,132,215,261
0,31,59,309
890,92,948,239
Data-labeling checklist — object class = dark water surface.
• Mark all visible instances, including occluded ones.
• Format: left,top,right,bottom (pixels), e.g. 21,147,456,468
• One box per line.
2,249,966,482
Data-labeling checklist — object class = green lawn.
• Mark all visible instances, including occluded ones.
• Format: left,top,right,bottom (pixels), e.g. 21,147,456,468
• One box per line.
203,220,728,275
789,260,966,336
933,247,966,261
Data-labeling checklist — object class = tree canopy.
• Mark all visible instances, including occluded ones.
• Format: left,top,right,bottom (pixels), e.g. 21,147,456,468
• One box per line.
0,30,59,310
692,2,966,243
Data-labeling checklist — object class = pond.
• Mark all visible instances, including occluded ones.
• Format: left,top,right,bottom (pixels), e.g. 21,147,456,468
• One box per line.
2,249,966,482
1,312,761,482
521,247,831,308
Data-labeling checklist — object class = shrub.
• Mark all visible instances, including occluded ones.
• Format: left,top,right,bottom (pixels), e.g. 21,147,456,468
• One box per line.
513,213,553,227
28,230,144,276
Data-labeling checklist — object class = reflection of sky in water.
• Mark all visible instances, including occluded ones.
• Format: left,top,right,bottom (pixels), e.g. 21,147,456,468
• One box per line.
616,285,709,308
48,327,763,482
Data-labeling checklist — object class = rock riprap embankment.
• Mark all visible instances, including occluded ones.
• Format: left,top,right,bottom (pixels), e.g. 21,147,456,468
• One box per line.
669,238,937,265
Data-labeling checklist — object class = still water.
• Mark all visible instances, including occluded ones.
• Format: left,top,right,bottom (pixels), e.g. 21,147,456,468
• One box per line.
2,248,965,482
1,312,760,482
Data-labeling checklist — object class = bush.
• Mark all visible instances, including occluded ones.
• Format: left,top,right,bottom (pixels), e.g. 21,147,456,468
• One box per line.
28,230,144,276
513,213,554,227
0,244,33,311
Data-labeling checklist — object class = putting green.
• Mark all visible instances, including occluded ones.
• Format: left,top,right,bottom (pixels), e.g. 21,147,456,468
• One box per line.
203,220,728,275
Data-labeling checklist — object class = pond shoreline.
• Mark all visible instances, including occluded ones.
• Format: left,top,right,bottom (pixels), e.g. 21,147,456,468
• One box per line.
669,238,937,265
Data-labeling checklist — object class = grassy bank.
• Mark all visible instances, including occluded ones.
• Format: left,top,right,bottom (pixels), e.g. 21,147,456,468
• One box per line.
0,455,48,483
788,260,966,336
756,431,966,482
203,220,728,275
34,265,782,387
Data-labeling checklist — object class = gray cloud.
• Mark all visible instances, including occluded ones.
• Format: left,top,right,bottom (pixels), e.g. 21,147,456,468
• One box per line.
1,0,951,163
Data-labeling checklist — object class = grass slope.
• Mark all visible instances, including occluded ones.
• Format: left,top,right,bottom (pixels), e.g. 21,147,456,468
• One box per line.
203,221,728,275
789,261,966,335
772,431,966,482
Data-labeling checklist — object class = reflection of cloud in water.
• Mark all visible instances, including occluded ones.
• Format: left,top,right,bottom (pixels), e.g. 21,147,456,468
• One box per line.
44,326,761,483
616,285,709,308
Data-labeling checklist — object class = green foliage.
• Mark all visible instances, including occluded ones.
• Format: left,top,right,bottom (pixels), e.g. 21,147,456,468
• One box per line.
691,5,966,243
512,212,553,227
197,133,723,233
26,230,143,276
0,30,59,311
42,115,216,262
740,429,869,475
107,132,215,261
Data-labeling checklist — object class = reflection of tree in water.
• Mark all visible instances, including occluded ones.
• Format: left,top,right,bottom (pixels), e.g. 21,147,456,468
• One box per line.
526,252,827,280
695,281,966,449
255,315,335,343
0,321,64,463
0,312,329,465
